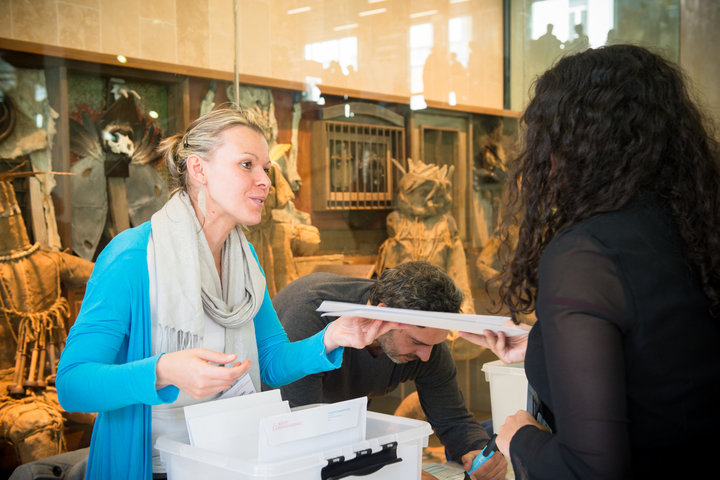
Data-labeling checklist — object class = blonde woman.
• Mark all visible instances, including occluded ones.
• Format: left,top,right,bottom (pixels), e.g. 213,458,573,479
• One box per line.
57,108,394,479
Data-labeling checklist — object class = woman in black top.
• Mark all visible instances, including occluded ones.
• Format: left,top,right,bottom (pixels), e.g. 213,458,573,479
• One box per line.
463,45,720,479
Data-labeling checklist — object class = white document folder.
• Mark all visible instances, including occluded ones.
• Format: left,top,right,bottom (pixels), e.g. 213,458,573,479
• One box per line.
184,389,289,459
257,396,368,462
317,300,526,336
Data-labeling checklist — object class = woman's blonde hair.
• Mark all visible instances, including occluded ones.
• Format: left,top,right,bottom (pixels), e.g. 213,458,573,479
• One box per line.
158,107,266,195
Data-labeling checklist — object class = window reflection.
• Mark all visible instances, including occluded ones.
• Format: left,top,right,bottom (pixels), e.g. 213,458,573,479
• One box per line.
271,1,504,110
304,36,359,88
261,0,678,111
512,0,680,110
409,23,433,96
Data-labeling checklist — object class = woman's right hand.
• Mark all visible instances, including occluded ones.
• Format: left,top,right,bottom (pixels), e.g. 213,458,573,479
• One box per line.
457,321,530,364
155,348,251,399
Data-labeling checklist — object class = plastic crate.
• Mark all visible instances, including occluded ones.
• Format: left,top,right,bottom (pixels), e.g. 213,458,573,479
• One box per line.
155,410,432,480
481,360,528,431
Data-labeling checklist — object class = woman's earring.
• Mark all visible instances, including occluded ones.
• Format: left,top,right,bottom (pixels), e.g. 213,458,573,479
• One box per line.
198,188,207,218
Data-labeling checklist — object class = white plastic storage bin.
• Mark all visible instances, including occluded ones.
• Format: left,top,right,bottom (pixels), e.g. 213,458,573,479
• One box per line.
155,410,432,480
481,360,528,431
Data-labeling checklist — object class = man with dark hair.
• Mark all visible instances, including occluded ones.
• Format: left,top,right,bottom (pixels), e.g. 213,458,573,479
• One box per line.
268,261,506,479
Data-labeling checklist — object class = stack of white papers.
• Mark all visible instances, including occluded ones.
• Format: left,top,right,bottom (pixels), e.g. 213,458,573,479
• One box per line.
184,391,368,462
317,301,526,337
184,390,289,459
258,397,367,462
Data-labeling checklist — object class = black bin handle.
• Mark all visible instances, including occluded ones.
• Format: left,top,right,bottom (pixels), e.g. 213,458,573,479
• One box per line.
321,442,402,480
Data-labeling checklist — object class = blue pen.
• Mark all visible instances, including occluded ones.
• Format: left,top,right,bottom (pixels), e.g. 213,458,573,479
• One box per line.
464,434,498,479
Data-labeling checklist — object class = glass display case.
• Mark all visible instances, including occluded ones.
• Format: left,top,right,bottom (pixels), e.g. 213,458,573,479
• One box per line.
0,0,713,475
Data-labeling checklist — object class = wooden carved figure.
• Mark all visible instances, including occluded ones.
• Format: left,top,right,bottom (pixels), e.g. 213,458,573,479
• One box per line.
376,158,474,314
0,175,94,464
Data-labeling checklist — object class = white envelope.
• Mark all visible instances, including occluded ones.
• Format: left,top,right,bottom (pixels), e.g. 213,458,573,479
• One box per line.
317,300,526,336
257,396,368,462
184,389,289,459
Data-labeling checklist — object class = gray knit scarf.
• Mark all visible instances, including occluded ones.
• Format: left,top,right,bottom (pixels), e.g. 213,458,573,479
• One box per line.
148,191,266,390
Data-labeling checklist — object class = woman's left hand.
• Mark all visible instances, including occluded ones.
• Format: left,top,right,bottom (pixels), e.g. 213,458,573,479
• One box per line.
457,321,530,364
496,410,548,459
323,316,400,352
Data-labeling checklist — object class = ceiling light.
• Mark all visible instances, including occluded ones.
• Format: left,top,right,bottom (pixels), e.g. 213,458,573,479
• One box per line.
287,6,311,15
359,8,387,16
334,23,358,31
116,55,127,63
410,10,438,19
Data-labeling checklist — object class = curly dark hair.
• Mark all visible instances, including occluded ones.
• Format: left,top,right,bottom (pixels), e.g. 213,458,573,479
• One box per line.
496,44,720,318
368,261,463,313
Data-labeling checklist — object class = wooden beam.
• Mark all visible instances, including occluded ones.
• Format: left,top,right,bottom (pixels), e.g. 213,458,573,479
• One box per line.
45,65,72,250
167,78,190,134
27,176,49,246
320,102,404,126
106,178,130,236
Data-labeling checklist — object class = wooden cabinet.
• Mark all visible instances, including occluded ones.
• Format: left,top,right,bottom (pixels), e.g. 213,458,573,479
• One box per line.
311,103,405,211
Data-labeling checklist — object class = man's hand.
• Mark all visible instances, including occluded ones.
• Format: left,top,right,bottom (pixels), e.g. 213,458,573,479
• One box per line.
461,447,508,480
155,348,251,399
457,321,530,364
323,316,400,352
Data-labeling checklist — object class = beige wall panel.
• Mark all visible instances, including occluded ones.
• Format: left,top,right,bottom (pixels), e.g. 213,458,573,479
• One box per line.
175,0,209,68
208,0,233,37
11,0,58,44
140,0,175,23
1,0,511,110
58,3,100,51
1,0,11,34
62,0,98,7
139,17,177,64
209,32,234,72
100,0,139,57
238,0,271,77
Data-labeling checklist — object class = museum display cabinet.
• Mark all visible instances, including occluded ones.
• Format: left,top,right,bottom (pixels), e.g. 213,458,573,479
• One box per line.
0,41,521,475
0,0,693,272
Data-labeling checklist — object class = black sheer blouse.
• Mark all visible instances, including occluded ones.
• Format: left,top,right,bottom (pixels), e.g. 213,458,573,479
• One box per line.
510,196,720,479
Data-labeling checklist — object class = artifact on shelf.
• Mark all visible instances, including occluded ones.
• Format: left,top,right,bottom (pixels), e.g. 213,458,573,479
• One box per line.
471,116,508,249
376,158,475,315
69,88,167,260
0,174,95,464
231,85,320,296
0,63,63,251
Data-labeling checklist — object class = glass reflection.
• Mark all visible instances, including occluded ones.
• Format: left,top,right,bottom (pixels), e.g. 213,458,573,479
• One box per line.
512,0,680,109
265,0,504,110
245,1,680,112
